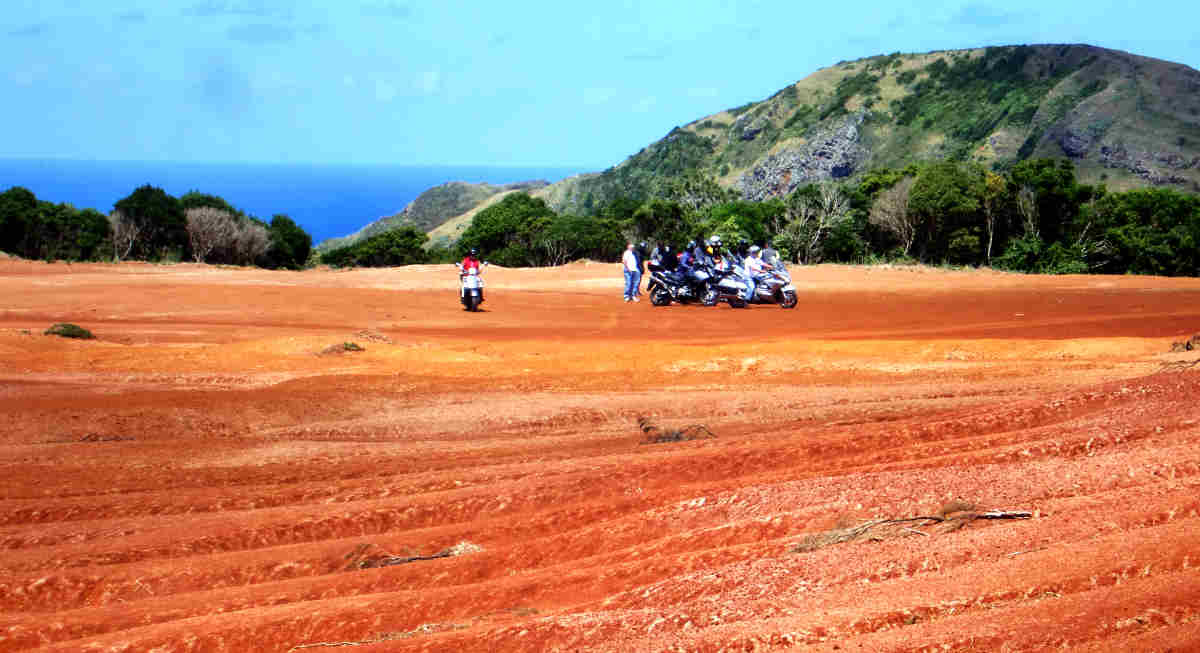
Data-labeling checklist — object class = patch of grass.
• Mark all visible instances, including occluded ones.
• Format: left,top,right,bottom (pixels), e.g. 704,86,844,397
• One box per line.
821,71,882,120
44,323,95,339
888,46,1081,152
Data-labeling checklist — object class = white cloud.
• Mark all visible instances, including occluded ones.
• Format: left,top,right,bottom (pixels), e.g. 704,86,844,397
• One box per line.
375,78,398,102
415,70,440,94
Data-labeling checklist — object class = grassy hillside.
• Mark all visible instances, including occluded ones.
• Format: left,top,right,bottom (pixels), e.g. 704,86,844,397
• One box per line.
316,180,548,252
538,44,1200,214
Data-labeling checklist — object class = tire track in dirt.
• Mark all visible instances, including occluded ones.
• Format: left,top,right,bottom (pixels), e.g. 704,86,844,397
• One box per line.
4,261,1200,651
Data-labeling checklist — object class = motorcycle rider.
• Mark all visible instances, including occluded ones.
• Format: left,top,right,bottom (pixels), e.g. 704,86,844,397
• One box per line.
658,243,682,283
460,248,484,303
693,238,711,267
746,245,775,274
708,236,727,271
732,239,751,266
678,241,696,274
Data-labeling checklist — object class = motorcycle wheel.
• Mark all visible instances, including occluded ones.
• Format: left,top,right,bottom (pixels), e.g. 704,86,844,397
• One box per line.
650,287,672,306
466,294,480,312
701,288,719,307
780,290,798,309
729,298,748,309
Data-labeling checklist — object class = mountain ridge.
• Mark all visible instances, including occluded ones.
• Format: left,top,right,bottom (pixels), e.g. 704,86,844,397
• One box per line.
538,43,1199,215
321,43,1199,249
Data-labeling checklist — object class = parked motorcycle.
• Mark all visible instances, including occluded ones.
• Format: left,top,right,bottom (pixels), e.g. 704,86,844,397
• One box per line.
646,263,705,306
700,263,751,308
454,261,487,311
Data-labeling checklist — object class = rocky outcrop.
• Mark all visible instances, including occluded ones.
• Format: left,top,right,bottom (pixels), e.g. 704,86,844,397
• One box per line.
733,111,766,141
736,112,868,201
1099,143,1196,186
1052,122,1110,158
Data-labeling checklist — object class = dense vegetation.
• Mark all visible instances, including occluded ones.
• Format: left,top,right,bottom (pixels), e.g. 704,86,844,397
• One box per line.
544,44,1200,216
0,185,312,269
321,158,1200,278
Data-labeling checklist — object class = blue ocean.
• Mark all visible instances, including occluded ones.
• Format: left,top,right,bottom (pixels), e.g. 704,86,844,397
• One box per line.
0,159,590,244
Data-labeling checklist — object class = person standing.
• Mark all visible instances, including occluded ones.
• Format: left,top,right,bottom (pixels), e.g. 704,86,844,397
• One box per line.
621,242,641,302
762,240,781,267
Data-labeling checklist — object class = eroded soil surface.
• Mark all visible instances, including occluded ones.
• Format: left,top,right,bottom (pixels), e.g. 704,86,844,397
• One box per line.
2,259,1200,652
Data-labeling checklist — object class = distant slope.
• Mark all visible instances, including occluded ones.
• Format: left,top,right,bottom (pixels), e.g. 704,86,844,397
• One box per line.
539,44,1200,214
316,180,549,252
426,189,526,246
322,44,1200,248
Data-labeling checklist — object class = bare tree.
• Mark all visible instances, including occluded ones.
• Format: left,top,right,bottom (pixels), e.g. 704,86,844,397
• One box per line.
981,171,1007,263
869,177,918,256
108,210,142,262
781,182,851,264
814,182,850,253
1017,185,1039,239
537,234,575,267
778,193,817,263
185,207,237,263
231,221,270,266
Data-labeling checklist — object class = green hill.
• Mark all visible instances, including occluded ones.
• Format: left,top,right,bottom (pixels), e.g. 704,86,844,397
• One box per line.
316,179,549,252
537,44,1200,215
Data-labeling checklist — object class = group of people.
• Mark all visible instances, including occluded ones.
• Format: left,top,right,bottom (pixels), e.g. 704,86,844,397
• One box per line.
621,237,782,302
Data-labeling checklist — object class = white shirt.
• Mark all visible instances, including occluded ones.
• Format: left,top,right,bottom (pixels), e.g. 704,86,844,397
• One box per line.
745,255,765,274
622,249,639,272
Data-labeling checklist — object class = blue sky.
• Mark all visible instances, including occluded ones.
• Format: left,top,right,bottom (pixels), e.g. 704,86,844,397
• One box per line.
3,1,1198,168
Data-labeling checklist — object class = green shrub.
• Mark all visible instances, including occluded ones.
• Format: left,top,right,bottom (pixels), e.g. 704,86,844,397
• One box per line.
45,323,95,339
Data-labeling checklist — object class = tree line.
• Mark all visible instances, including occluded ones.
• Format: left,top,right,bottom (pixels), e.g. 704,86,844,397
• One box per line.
320,158,1200,277
0,185,312,269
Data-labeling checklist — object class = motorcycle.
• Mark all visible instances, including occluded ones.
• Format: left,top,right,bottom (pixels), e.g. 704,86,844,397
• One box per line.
699,262,751,308
748,261,798,308
646,262,705,306
454,261,487,311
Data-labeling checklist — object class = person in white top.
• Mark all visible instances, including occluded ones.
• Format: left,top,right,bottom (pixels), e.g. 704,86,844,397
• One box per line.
744,245,774,275
744,245,775,300
621,242,641,302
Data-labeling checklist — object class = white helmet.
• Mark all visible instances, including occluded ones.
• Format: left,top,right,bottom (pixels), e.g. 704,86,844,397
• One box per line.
709,235,722,246
749,245,761,254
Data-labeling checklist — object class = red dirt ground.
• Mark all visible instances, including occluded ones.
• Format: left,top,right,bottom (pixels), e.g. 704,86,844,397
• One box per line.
2,258,1200,652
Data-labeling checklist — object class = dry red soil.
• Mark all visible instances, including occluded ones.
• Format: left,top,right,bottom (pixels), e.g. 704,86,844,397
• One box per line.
2,258,1200,652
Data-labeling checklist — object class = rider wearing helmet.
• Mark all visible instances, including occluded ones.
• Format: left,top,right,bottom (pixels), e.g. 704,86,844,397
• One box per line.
461,248,481,273
745,245,774,275
678,241,695,271
708,236,727,270
461,248,483,302
658,244,676,270
734,239,751,265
